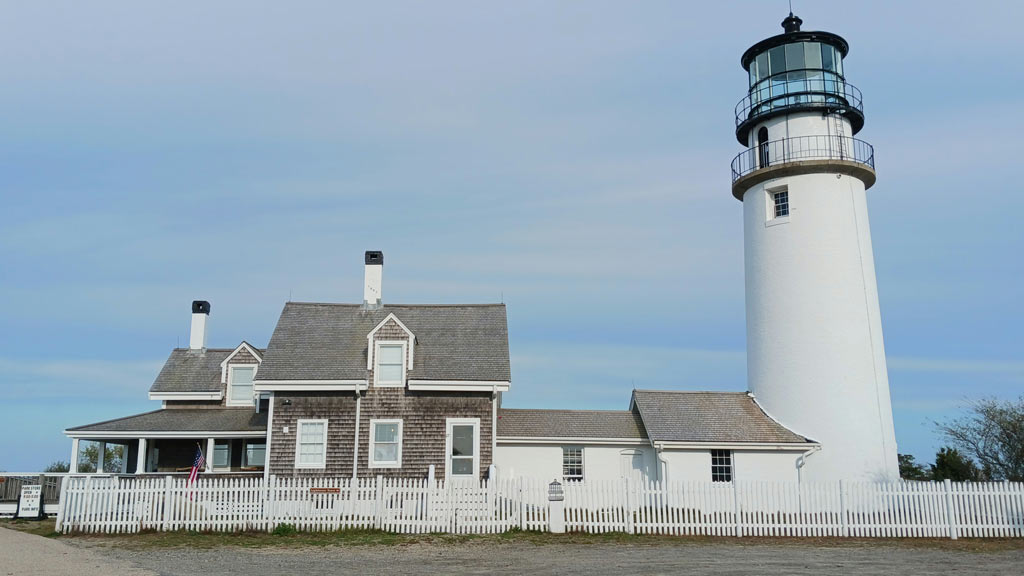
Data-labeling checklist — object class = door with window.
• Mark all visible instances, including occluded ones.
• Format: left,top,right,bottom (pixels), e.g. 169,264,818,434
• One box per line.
445,418,480,480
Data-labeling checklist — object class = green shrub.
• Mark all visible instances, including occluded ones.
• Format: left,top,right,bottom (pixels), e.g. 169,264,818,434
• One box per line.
273,523,297,536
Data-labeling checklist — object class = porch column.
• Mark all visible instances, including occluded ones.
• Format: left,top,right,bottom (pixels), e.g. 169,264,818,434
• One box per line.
136,438,147,473
97,441,106,473
206,438,215,473
69,438,80,474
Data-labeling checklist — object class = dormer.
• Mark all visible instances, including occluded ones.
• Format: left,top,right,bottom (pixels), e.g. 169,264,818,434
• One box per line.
220,341,263,407
366,313,415,388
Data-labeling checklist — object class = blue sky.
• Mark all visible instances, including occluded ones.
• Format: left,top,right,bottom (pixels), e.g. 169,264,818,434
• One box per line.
1,1,1021,471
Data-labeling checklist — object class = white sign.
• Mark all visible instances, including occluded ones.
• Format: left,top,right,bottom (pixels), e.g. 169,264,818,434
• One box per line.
17,485,42,518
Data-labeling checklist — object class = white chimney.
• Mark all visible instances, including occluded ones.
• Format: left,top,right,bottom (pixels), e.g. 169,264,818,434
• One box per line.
363,251,383,308
189,300,210,350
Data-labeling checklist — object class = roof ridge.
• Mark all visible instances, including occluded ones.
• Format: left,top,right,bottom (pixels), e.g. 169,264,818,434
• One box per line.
633,389,749,395
500,408,636,414
285,302,504,308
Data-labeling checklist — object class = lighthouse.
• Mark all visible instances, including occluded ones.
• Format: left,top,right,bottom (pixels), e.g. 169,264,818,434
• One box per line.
731,14,899,481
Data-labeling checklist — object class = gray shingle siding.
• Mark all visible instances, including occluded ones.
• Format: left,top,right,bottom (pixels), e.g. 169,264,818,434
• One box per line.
256,303,510,382
630,390,812,444
66,408,267,433
497,409,647,439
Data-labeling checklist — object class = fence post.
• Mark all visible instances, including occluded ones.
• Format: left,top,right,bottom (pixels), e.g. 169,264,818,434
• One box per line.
518,476,526,531
161,475,172,532
733,480,742,538
944,479,958,540
839,480,849,537
54,475,68,533
625,477,635,535
266,475,276,532
374,475,384,530
547,480,565,534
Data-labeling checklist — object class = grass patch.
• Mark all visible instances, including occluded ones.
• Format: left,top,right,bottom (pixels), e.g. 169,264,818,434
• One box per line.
0,517,60,538
3,518,1021,553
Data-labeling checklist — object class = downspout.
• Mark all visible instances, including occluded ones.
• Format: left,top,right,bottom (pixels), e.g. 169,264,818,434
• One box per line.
263,392,275,482
490,384,498,476
352,386,362,479
795,445,821,484
655,442,669,484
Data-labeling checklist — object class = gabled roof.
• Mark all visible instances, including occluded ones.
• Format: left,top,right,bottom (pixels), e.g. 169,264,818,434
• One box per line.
255,303,510,383
498,409,647,439
66,408,267,436
630,390,812,444
149,345,266,394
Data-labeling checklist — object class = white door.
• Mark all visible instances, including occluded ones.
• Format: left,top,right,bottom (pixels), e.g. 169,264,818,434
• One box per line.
445,418,480,480
619,449,647,482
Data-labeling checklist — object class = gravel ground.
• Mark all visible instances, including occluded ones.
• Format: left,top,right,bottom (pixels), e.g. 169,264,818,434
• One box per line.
76,539,1024,576
0,527,154,576
4,526,1024,576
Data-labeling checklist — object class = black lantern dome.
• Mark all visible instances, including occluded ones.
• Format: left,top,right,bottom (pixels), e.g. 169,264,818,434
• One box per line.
734,14,863,144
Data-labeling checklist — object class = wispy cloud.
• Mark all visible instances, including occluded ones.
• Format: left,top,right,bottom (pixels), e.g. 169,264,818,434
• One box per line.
888,356,1024,378
0,357,165,399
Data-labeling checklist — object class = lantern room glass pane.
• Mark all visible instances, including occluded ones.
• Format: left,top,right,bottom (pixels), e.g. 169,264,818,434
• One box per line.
822,45,835,72
756,52,769,81
804,42,822,69
768,46,785,76
835,52,843,76
785,43,804,71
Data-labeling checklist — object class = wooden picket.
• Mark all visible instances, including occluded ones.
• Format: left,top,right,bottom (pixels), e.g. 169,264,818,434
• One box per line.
54,475,1024,538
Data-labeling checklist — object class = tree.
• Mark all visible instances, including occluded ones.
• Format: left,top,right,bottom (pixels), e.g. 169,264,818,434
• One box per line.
937,396,1024,481
44,460,70,473
898,454,930,481
930,447,981,481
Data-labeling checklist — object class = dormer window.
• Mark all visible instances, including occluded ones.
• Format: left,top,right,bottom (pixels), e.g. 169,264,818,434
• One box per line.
227,365,256,406
375,342,406,387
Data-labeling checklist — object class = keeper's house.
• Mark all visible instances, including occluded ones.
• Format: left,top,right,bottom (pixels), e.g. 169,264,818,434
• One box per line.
65,252,816,483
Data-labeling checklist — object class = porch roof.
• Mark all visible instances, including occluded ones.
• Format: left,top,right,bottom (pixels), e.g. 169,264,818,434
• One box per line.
65,408,268,437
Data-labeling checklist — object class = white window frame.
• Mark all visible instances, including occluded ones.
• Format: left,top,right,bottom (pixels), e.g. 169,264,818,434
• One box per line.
368,418,403,469
711,449,733,482
374,341,407,388
226,364,257,407
445,417,480,479
766,185,790,226
294,419,329,470
213,440,231,471
562,446,584,482
243,439,266,469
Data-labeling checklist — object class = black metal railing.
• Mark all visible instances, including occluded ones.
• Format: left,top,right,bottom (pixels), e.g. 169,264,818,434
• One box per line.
731,135,874,182
736,74,863,129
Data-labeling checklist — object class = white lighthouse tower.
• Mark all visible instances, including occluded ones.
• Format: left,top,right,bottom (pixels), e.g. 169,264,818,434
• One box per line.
731,13,899,482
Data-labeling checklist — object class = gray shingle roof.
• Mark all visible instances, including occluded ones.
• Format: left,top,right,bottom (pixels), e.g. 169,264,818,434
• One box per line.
67,409,268,433
497,409,648,439
256,303,510,382
148,348,234,394
631,390,811,444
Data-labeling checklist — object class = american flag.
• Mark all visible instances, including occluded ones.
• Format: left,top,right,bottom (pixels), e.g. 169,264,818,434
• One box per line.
188,444,205,486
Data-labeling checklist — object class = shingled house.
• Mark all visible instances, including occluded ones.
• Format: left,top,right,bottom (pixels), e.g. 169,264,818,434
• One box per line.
65,251,814,483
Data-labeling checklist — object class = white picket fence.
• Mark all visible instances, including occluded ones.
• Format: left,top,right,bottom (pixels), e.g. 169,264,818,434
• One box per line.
55,475,1024,539
55,475,549,535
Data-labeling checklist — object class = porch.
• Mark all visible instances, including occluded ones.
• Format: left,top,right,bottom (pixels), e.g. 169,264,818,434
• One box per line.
64,408,268,475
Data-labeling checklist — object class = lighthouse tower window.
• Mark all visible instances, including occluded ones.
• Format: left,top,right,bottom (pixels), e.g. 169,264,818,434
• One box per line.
773,190,790,218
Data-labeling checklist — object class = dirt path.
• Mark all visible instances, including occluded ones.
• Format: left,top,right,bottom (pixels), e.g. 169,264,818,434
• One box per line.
0,526,154,576
81,538,1024,576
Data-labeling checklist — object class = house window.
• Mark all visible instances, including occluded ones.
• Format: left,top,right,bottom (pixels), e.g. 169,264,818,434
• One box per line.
369,419,403,468
294,419,328,469
711,449,733,482
772,190,790,219
562,447,584,481
446,418,479,478
227,365,256,406
213,441,230,470
375,342,406,387
244,440,266,468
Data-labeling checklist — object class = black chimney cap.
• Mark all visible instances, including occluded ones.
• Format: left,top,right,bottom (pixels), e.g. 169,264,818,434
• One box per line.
365,251,384,265
192,300,211,314
782,12,802,33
